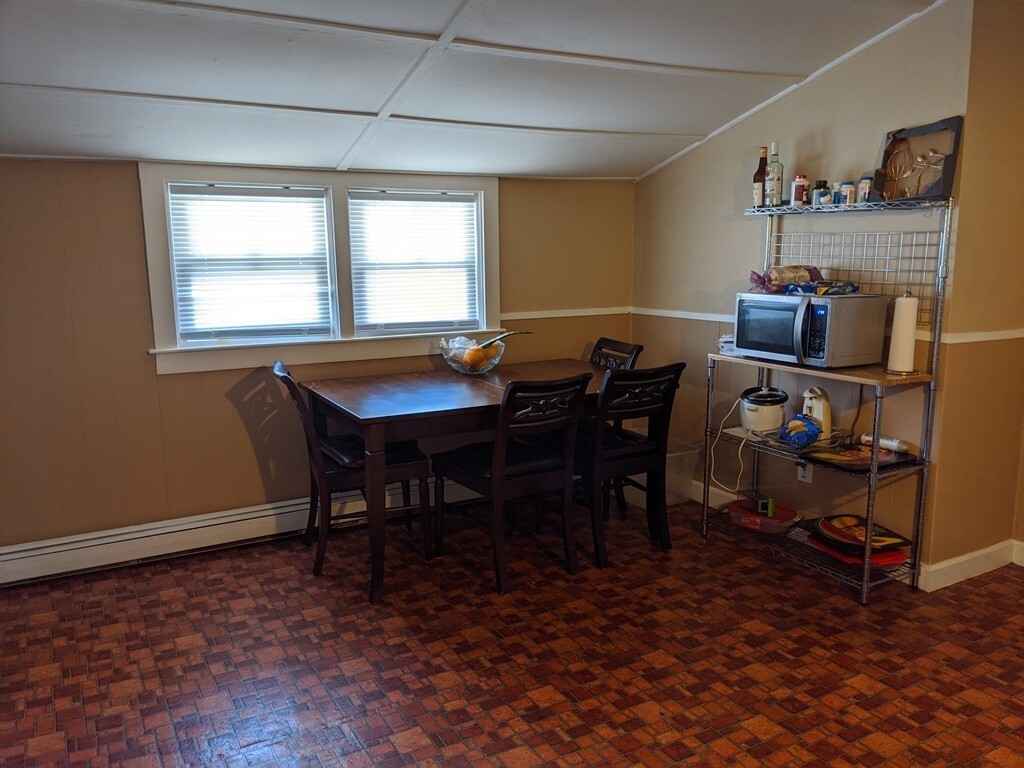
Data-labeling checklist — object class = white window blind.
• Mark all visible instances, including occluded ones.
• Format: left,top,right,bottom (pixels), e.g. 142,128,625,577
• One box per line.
167,183,335,346
348,190,482,337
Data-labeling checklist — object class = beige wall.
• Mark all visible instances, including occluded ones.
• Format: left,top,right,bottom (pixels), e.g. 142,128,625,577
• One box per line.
499,179,634,314
0,162,634,546
952,0,1024,335
633,0,1024,563
929,338,1024,561
924,0,1024,560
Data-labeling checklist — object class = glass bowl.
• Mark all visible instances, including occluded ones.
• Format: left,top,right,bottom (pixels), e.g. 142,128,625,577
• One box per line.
441,339,505,375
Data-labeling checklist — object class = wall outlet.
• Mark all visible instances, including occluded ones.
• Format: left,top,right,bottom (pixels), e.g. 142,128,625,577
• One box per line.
797,463,813,484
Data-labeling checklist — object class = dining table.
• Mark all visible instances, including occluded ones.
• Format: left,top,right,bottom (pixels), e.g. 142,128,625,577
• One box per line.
302,358,606,603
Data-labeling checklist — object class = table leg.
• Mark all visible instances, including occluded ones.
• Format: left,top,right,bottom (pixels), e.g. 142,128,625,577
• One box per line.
364,424,388,604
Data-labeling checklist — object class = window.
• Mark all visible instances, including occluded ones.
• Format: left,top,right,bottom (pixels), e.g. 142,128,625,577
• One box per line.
167,184,335,346
348,190,482,337
139,164,500,374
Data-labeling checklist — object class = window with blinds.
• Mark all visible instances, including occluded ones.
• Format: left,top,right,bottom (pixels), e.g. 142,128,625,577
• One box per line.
348,190,483,337
167,183,335,346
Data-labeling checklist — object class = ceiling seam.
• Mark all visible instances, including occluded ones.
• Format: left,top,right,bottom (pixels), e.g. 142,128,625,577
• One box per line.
0,82,378,118
446,41,807,80
334,0,493,171
389,114,701,140
120,0,438,44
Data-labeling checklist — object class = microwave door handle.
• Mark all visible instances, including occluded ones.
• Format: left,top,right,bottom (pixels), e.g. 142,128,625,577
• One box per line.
793,297,810,365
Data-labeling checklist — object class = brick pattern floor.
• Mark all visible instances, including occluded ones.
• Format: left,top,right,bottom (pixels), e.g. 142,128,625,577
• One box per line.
2,501,1024,767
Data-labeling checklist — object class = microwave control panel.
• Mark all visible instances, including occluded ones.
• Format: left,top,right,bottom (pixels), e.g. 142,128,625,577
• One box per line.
807,306,828,359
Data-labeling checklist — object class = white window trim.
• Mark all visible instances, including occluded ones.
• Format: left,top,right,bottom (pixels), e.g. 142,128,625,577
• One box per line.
139,163,500,375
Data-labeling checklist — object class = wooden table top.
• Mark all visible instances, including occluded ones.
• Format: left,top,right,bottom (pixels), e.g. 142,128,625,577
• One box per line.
303,358,604,424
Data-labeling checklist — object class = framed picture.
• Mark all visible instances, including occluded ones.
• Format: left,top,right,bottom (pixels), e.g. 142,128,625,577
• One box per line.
871,115,963,202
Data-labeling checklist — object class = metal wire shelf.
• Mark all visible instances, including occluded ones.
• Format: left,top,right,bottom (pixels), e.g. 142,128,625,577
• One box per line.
718,426,925,480
709,510,916,591
744,197,949,216
769,229,943,325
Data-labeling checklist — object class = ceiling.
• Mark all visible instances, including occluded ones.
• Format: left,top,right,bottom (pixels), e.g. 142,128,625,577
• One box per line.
0,0,938,179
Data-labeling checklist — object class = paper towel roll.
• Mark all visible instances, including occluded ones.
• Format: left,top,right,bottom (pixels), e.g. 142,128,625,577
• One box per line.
887,293,919,373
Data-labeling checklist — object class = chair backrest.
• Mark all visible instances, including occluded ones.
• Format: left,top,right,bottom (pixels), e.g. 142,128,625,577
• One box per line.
592,362,686,456
492,373,592,481
272,360,325,475
590,337,643,371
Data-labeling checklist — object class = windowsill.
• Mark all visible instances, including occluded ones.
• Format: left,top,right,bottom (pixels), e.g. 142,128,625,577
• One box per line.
149,330,507,375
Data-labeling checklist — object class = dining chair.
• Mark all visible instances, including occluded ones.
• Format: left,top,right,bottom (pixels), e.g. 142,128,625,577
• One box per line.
577,362,686,568
272,361,432,576
589,337,644,515
589,337,644,371
432,373,593,594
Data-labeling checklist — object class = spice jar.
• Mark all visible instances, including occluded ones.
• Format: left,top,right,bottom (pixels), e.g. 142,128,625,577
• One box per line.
790,174,809,206
857,175,873,204
837,181,855,206
811,180,830,206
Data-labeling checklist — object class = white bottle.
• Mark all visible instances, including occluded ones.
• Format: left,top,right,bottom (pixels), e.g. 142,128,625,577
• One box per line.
802,387,831,443
765,143,784,206
790,174,808,206
857,175,873,204
859,433,911,453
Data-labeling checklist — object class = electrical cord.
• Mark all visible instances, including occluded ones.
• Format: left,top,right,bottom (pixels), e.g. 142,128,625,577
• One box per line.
709,397,752,494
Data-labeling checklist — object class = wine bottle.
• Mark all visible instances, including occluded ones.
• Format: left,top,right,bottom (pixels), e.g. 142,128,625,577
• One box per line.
765,142,784,206
752,146,767,208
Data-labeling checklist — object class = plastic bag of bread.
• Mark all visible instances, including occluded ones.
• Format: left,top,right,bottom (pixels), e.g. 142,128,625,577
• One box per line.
749,265,824,293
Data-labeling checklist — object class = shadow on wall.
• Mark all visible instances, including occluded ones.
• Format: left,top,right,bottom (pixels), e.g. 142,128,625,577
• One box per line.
225,366,307,503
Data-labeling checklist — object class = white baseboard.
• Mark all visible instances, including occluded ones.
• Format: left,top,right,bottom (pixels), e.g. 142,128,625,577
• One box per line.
0,482,482,586
4,479,1019,590
917,539,1023,592
4,461,703,585
0,489,389,585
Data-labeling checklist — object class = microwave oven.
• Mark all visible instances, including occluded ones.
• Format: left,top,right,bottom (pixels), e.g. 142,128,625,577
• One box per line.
733,292,890,368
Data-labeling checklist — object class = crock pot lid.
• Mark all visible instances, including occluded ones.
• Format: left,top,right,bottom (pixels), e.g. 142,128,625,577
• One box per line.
741,386,789,405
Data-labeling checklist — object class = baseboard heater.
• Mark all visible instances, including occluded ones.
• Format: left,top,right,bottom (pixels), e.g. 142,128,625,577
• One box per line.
0,489,384,586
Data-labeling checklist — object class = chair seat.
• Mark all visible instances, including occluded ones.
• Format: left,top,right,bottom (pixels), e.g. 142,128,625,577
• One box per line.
572,424,656,465
321,435,426,471
436,440,566,479
319,434,366,467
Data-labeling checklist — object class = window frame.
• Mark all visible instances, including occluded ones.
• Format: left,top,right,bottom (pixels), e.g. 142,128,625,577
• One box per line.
139,163,500,375
347,187,484,339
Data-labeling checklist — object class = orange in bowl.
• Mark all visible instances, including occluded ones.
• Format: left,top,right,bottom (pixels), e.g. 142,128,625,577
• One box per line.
442,340,505,374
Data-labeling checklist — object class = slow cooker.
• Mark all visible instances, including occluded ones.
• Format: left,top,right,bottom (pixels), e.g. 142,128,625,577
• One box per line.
739,386,788,432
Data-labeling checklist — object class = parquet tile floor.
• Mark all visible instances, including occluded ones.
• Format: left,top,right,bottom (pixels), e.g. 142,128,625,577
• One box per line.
2,501,1024,767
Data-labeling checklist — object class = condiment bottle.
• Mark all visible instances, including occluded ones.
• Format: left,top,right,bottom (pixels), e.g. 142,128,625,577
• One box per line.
811,179,829,206
790,174,808,206
752,146,767,208
840,180,856,206
765,143,784,206
831,181,843,204
857,175,873,204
